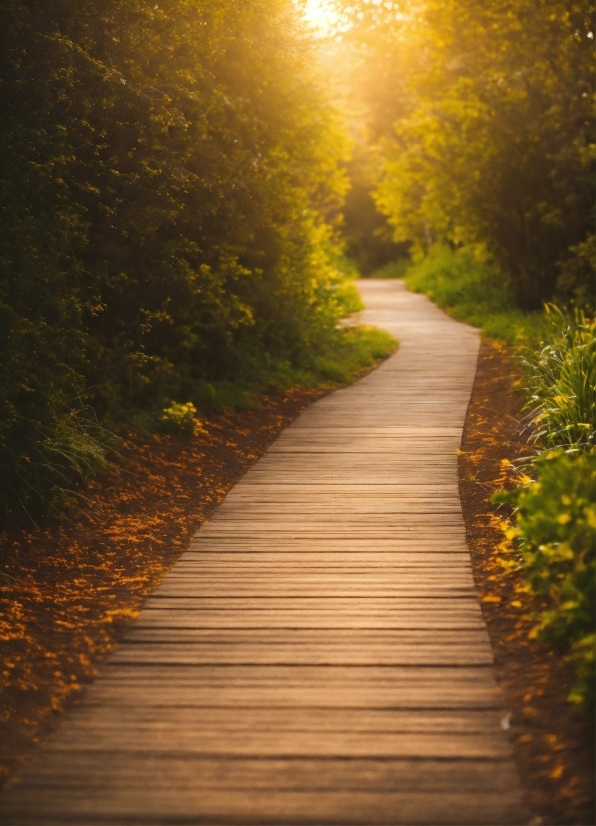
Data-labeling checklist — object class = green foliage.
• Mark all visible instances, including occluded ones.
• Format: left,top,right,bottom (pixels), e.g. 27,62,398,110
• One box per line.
369,259,410,280
522,308,596,452
186,324,398,412
405,246,509,320
556,233,596,313
0,0,359,522
305,325,398,386
402,246,548,346
495,450,596,711
159,402,200,436
338,0,595,309
493,309,596,711
332,279,365,316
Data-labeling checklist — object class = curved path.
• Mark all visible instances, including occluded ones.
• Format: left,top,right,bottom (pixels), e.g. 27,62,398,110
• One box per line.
0,281,526,824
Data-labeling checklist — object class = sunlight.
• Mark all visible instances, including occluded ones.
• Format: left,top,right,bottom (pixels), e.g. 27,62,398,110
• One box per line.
302,0,342,37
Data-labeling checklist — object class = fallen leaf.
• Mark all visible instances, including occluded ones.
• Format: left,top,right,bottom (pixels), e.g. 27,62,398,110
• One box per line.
550,763,565,780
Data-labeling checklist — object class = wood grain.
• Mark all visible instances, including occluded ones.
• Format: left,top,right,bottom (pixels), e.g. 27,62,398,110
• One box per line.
0,280,526,825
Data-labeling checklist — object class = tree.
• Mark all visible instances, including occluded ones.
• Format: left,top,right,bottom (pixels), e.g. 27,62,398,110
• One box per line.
0,0,350,519
338,0,595,307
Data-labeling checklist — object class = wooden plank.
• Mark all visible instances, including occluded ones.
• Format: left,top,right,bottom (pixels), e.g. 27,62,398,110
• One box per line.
132,614,487,631
0,788,527,825
122,628,491,644
43,731,512,760
108,643,494,666
47,706,506,732
139,597,483,610
74,685,504,710
11,754,521,791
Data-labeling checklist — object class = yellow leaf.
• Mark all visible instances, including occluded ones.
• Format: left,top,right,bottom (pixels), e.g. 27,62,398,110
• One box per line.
482,594,502,603
545,734,558,746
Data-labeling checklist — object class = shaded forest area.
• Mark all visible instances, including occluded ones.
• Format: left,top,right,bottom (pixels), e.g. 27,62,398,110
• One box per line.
0,0,362,522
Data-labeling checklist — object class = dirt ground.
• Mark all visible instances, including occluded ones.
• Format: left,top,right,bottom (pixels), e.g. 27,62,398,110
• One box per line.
0,343,594,824
460,339,595,826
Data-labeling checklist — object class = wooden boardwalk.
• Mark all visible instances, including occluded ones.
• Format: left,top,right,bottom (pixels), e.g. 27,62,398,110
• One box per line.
0,281,526,825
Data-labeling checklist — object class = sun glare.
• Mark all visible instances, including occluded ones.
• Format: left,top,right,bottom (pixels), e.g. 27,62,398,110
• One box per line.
302,0,342,37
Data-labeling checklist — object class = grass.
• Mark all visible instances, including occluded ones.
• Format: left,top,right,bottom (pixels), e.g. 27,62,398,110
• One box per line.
521,307,595,453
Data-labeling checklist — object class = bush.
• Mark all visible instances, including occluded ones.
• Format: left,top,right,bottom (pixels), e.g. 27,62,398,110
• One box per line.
496,450,596,711
0,403,109,520
370,259,410,280
405,245,509,317
159,402,201,436
494,308,596,711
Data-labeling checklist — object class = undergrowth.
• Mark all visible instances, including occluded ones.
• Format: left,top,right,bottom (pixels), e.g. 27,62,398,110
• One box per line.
2,264,393,524
0,404,113,524
496,450,595,712
129,323,397,434
8,317,397,522
494,309,595,713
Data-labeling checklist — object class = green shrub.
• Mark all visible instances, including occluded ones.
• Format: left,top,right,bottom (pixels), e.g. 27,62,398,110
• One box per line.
493,307,596,711
332,280,365,316
405,245,509,317
306,326,397,386
495,449,596,711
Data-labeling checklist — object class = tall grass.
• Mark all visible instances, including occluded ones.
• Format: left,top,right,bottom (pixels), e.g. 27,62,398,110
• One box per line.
521,307,595,453
1,403,112,523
